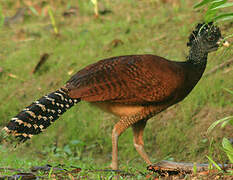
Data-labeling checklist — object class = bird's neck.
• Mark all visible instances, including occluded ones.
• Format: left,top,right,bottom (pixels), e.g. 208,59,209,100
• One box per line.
187,44,208,71
178,45,208,98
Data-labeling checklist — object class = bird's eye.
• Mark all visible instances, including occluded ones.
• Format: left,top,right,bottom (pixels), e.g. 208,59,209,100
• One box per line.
207,35,215,41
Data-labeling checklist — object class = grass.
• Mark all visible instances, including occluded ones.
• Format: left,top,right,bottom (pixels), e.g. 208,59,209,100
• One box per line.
0,0,232,178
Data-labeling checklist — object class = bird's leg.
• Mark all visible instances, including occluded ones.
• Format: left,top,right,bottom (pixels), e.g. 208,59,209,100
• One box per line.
132,120,152,165
110,125,121,170
110,115,143,170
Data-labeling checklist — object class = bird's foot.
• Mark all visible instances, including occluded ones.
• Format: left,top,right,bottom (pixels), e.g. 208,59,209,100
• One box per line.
110,162,118,170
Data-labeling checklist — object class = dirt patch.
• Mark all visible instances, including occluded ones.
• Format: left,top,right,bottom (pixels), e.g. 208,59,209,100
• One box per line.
191,106,233,139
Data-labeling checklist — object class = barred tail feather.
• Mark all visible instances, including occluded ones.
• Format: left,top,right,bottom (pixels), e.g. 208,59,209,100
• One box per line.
2,87,80,143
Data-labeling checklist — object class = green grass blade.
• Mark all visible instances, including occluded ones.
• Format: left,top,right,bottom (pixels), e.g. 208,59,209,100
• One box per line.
222,137,233,152
48,167,53,178
222,138,233,152
194,0,213,9
206,155,222,171
48,6,58,35
209,0,227,11
210,2,233,10
210,0,227,2
222,138,233,163
223,88,233,95
28,6,39,16
204,0,226,21
222,34,233,42
214,12,233,21
207,116,233,133
194,0,233,22
193,162,197,175
205,9,218,22
220,119,232,128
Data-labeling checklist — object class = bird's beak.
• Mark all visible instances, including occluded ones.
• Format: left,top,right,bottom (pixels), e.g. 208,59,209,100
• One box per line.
222,40,230,47
217,37,230,47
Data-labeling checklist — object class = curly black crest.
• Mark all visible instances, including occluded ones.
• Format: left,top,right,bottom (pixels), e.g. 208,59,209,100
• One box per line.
187,22,221,47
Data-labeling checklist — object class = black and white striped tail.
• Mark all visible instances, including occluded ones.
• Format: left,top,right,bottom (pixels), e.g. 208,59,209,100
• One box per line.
2,87,80,143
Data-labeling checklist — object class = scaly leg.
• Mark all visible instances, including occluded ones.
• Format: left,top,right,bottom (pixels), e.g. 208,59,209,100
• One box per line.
110,125,120,170
110,115,143,170
132,120,152,165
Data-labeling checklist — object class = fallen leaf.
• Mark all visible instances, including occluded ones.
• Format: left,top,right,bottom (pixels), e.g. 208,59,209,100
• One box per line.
32,53,50,74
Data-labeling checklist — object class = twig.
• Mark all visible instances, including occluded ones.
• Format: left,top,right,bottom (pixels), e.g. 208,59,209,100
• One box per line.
0,167,24,172
147,160,233,176
204,58,233,77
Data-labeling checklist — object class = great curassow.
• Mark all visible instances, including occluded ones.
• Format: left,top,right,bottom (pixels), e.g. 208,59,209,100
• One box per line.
2,22,225,170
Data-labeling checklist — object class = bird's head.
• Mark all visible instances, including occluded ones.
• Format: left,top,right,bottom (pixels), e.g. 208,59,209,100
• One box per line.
187,22,223,53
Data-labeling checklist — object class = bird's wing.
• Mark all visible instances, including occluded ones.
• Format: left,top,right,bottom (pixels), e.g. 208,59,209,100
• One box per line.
66,55,185,105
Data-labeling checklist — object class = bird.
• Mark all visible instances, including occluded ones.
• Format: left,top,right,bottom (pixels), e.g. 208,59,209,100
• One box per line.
2,22,224,170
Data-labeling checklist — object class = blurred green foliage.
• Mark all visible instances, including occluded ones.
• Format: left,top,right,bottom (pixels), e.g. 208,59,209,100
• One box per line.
194,0,233,22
